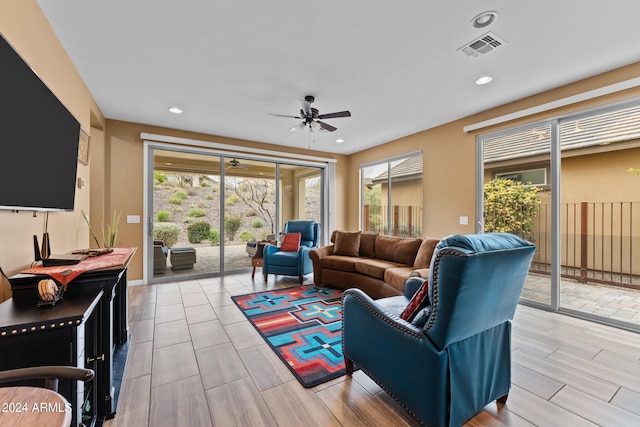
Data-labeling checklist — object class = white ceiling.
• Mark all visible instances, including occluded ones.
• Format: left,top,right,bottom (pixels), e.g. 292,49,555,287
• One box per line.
37,0,640,155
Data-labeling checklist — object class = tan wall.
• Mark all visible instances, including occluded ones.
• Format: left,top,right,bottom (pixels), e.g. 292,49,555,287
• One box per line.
348,120,476,238
0,1,105,301
562,148,640,203
348,62,640,240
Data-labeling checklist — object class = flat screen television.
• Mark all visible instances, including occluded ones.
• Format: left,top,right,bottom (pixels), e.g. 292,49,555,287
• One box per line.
0,33,81,212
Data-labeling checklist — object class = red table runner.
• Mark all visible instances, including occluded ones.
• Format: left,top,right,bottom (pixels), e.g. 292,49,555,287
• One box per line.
21,247,136,289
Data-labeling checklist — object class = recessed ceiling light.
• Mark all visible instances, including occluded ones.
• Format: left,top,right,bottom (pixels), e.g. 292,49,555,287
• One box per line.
168,107,183,114
475,76,493,85
336,138,344,143
471,11,498,28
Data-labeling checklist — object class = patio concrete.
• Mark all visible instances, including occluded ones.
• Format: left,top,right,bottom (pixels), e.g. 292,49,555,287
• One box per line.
524,273,640,326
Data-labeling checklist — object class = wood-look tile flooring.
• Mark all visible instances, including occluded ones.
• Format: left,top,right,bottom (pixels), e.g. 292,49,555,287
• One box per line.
105,272,640,427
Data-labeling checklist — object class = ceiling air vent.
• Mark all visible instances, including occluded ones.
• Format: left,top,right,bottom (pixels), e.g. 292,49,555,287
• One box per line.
458,32,506,58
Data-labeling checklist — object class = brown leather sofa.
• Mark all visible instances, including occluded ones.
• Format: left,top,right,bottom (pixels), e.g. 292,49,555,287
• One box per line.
309,230,440,299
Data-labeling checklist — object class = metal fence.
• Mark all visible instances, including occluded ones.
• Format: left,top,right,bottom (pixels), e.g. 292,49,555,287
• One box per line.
363,205,423,237
487,202,640,289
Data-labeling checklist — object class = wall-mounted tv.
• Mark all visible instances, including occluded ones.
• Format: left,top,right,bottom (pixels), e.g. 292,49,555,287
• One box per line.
0,33,81,212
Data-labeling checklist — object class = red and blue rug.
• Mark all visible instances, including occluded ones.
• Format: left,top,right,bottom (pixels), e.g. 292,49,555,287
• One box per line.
232,285,347,388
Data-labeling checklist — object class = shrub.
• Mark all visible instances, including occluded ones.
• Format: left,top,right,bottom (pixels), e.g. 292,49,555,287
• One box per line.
154,172,168,185
239,231,256,242
252,219,263,228
174,189,189,199
187,207,206,218
206,194,214,200
156,211,170,222
226,194,239,207
187,221,211,243
224,216,242,241
168,195,183,205
209,229,220,245
484,178,541,239
153,222,180,248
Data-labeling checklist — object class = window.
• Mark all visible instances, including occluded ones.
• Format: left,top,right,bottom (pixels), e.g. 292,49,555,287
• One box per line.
360,151,423,237
495,167,547,186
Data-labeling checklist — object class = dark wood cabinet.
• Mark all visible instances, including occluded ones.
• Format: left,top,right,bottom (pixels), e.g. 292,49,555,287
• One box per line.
1,266,130,426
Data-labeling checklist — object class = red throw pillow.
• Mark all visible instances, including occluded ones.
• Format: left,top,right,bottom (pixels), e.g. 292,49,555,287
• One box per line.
399,280,430,323
280,232,301,252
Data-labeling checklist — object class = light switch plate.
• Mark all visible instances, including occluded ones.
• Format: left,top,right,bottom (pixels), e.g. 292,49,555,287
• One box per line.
127,215,140,224
459,216,469,225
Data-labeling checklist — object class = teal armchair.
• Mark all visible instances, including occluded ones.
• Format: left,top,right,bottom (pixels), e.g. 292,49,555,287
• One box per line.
263,220,320,284
342,233,535,427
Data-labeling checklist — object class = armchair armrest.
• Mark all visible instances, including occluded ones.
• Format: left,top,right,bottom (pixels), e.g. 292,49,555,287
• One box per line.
404,276,426,299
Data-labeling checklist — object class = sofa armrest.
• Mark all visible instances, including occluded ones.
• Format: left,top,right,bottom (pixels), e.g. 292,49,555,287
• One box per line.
309,244,334,260
309,245,334,284
410,268,430,279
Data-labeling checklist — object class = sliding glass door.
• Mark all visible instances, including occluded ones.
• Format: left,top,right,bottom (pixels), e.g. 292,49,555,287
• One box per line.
152,149,222,280
146,144,328,283
482,124,552,305
478,98,640,330
222,158,276,272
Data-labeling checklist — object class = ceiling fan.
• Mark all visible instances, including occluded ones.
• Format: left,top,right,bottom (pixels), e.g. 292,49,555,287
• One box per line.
227,158,249,170
269,95,351,133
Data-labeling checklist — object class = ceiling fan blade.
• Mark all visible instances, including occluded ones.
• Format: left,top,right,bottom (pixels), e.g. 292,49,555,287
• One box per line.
317,110,351,120
268,113,302,119
299,100,312,117
317,121,337,132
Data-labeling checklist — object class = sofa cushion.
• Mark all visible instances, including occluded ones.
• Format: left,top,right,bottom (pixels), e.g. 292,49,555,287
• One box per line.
333,231,361,257
384,267,416,293
413,238,440,268
399,279,430,324
322,255,358,272
280,232,301,252
355,258,405,280
375,235,423,265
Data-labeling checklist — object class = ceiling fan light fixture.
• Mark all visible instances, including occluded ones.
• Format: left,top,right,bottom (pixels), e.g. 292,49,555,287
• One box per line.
471,11,498,28
310,121,321,132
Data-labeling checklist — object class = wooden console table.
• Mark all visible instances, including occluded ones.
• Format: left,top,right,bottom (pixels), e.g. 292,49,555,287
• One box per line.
3,247,136,426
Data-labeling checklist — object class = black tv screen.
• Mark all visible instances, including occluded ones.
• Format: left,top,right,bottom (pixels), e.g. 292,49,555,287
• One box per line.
0,33,80,212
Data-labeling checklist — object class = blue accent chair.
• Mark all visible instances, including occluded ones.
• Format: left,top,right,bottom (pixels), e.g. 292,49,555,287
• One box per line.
343,233,535,427
263,220,321,284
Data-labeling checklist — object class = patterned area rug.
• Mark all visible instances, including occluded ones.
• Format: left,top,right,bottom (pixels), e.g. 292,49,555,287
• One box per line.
232,285,347,388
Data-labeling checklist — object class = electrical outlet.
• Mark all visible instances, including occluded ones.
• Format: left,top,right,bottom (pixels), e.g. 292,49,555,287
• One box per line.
459,216,469,225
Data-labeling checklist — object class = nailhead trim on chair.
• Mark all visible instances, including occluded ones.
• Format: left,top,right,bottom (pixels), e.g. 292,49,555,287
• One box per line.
424,249,465,332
